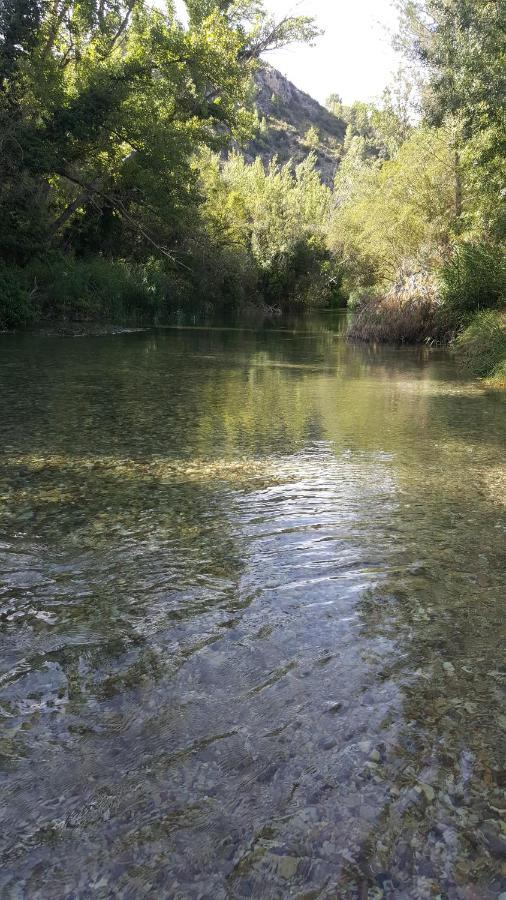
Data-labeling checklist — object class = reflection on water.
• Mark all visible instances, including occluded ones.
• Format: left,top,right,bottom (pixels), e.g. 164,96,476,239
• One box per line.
0,317,505,898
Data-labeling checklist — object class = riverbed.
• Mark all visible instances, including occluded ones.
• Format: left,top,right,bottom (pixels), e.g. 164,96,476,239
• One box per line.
1,316,505,898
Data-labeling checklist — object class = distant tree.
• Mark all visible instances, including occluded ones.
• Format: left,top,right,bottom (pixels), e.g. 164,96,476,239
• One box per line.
303,126,320,151
326,93,343,118
200,150,333,305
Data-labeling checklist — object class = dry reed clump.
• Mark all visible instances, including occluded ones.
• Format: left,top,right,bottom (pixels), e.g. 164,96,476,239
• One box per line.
347,270,449,345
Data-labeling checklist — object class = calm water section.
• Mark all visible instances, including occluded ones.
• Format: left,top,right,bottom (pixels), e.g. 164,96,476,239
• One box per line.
0,316,505,898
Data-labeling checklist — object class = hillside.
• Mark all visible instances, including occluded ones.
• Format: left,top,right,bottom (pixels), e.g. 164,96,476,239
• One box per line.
243,64,346,186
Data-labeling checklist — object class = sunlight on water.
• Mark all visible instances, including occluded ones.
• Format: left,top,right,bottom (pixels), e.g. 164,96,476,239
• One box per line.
0,321,505,898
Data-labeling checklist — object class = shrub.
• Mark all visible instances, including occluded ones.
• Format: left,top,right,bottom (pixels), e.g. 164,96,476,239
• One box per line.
0,255,181,328
440,242,506,316
452,310,506,382
347,269,449,344
33,256,167,321
0,265,39,329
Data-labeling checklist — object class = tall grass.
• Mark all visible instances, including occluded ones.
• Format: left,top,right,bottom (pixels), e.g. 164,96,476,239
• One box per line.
452,310,506,384
0,256,182,329
347,270,451,344
347,241,506,359
440,242,506,315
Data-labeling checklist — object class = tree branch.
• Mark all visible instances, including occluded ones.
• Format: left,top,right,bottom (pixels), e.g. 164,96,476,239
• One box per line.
54,170,191,269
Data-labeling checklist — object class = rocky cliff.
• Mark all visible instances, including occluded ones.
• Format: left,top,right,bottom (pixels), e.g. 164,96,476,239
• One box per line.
242,64,346,186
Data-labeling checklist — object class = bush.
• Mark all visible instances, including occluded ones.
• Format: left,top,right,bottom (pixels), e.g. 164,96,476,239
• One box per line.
259,238,332,307
452,310,506,382
440,242,506,316
347,269,450,344
0,255,183,328
0,265,39,329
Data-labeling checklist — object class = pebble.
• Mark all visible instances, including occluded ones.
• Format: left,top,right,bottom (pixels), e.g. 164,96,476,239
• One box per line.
277,856,298,880
420,783,436,802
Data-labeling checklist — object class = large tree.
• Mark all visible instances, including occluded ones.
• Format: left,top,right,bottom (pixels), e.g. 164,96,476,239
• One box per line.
0,0,318,263
397,0,506,236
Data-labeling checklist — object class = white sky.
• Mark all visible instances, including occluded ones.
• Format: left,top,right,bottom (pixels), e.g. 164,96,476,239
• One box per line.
173,0,402,106
262,0,402,105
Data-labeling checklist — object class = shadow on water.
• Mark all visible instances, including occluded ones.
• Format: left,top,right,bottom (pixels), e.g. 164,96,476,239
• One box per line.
0,319,505,898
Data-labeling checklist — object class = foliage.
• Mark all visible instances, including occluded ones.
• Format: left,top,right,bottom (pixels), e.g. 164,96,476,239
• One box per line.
200,151,334,307
1,0,504,346
185,0,321,57
331,126,459,289
326,73,415,160
398,0,505,137
303,126,320,151
0,255,183,328
347,269,449,344
0,264,38,328
452,310,506,383
0,0,320,322
0,0,256,265
397,0,506,239
439,242,506,316
345,0,505,361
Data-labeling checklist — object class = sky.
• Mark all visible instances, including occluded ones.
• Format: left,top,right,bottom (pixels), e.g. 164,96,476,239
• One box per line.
261,0,401,105
173,0,402,106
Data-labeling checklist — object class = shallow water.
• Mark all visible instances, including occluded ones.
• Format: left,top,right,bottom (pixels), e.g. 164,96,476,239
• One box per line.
0,315,505,899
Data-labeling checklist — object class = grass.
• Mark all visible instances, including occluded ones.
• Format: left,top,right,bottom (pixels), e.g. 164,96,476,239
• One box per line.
347,271,451,345
347,242,506,386
0,255,187,330
452,310,506,385
440,242,506,314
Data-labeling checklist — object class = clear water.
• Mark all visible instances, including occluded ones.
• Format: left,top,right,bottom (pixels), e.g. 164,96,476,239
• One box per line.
0,316,505,899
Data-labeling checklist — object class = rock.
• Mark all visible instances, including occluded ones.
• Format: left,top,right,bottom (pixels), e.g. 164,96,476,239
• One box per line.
443,662,455,676
243,64,345,188
324,702,343,714
277,856,298,880
481,827,506,859
420,783,435,802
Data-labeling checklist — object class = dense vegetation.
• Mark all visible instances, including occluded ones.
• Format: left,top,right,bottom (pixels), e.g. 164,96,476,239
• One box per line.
0,0,321,325
0,0,504,383
336,0,505,383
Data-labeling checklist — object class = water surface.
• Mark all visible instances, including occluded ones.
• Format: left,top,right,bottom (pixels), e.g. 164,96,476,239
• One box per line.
1,317,505,898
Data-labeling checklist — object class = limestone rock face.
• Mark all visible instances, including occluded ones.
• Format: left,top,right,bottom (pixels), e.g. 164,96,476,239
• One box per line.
240,63,346,187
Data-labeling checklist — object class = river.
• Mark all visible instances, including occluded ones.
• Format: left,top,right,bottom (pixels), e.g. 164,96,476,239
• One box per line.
1,315,505,898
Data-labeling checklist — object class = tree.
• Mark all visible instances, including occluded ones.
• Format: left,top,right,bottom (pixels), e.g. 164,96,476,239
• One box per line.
200,150,333,306
330,126,459,285
397,0,506,237
398,0,505,136
303,126,320,151
185,0,321,58
325,75,415,161
326,93,343,118
0,0,321,267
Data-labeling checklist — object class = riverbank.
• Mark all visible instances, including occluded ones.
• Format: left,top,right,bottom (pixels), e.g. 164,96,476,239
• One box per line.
346,264,506,387
348,300,506,387
0,254,319,333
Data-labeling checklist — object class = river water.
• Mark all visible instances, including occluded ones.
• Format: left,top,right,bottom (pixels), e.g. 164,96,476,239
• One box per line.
0,316,505,899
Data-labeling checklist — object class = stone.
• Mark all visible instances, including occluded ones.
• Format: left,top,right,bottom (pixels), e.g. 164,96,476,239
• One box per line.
277,856,298,880
420,783,435,802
